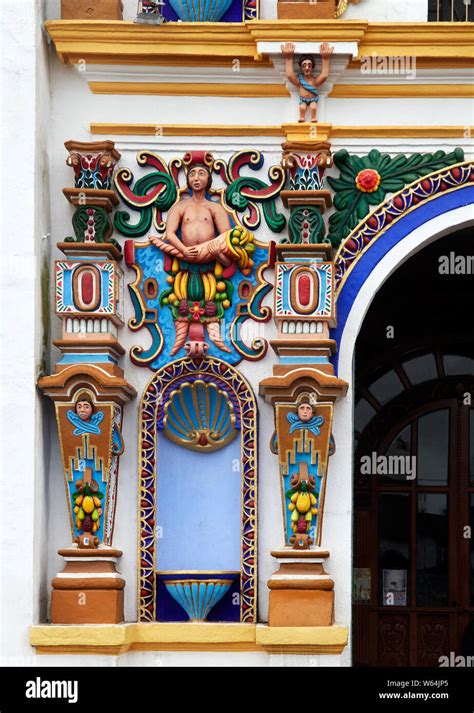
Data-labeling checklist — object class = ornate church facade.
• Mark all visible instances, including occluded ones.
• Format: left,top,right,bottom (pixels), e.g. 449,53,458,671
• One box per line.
2,0,473,667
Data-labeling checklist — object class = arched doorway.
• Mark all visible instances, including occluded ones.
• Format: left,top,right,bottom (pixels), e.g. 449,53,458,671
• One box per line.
353,228,474,666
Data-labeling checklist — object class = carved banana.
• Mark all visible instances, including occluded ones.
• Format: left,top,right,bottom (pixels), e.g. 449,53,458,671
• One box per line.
174,273,182,300
202,273,210,302
181,272,189,300
207,273,217,301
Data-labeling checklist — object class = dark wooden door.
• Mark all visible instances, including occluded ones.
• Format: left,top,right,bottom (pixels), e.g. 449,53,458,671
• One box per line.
353,398,474,666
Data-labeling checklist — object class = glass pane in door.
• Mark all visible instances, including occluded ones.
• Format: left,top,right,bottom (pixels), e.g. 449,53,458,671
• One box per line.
379,493,410,606
417,410,449,486
402,353,438,385
416,493,448,606
382,425,412,483
369,370,404,405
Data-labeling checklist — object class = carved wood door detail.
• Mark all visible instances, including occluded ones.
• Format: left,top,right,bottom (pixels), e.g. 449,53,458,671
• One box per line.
354,394,474,667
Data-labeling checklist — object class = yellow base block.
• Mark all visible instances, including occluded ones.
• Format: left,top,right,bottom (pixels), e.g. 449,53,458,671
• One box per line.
30,622,349,655
256,624,348,654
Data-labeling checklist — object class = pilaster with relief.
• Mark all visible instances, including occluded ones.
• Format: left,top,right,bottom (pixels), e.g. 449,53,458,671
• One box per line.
38,140,136,625
260,126,348,628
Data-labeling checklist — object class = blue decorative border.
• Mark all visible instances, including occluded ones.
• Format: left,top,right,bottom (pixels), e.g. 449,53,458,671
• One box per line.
332,168,474,372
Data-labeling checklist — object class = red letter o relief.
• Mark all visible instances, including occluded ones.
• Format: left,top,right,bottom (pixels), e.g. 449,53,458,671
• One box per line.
73,265,101,312
290,266,319,315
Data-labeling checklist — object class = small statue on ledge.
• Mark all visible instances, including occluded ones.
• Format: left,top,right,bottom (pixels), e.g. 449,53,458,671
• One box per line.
281,42,334,123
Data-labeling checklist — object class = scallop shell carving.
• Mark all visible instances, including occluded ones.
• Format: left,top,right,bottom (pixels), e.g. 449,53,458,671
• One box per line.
163,380,237,452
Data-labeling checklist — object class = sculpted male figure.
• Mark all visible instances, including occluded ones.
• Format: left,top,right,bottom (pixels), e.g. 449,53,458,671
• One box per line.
149,163,233,266
148,154,255,356
281,42,334,123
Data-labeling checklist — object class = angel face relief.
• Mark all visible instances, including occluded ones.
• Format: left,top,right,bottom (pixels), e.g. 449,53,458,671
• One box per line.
273,396,335,548
76,399,93,421
67,393,104,435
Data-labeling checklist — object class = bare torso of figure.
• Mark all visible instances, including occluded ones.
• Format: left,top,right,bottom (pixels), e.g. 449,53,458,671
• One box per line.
179,200,216,246
299,75,317,99
154,190,232,264
300,75,316,99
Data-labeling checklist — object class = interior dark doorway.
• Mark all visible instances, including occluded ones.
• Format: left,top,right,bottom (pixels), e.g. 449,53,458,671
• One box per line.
353,227,474,666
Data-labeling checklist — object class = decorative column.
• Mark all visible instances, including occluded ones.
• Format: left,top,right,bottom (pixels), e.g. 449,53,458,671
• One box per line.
38,141,136,624
259,127,348,628
281,138,333,245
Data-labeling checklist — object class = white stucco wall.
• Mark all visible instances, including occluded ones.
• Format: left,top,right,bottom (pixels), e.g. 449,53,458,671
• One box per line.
0,0,51,661
343,0,428,21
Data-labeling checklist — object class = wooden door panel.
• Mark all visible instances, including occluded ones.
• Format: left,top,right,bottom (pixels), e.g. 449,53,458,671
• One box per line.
377,614,410,666
354,396,473,666
417,614,450,666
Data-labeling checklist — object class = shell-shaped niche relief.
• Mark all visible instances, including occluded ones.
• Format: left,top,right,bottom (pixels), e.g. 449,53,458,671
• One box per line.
163,380,238,452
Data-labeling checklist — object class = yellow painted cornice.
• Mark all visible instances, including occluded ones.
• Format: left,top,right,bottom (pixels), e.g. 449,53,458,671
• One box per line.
45,21,258,63
44,20,474,66
330,84,474,98
246,19,368,42
88,81,289,97
358,23,474,59
90,123,473,139
30,622,349,655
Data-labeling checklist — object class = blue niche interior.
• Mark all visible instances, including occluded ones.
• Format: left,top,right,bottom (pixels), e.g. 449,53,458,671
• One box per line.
155,433,242,622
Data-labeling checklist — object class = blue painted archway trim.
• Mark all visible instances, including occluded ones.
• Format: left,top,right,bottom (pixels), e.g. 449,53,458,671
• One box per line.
332,185,474,371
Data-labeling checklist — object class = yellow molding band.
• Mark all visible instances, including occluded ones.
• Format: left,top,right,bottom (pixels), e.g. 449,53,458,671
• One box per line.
91,123,286,136
330,84,474,98
30,623,256,649
90,123,473,139
86,56,274,68
44,21,474,65
329,125,474,138
30,622,349,654
348,58,474,70
88,81,290,97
